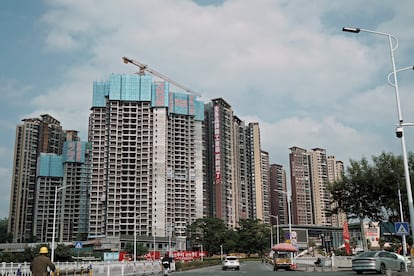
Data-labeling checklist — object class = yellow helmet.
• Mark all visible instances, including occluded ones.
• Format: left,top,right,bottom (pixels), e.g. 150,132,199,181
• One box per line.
39,247,49,254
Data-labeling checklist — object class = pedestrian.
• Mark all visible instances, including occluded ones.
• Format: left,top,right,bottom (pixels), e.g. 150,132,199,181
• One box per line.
30,246,56,276
161,252,171,275
314,257,322,266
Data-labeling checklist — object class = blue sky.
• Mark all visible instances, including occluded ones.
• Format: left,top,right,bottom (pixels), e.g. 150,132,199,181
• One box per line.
1,0,414,219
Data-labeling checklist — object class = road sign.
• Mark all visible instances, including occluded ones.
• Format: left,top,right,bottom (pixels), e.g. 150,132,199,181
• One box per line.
395,222,409,236
75,241,83,248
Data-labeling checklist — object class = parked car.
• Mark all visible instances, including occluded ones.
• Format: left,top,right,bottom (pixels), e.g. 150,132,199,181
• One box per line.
222,256,240,270
352,251,406,274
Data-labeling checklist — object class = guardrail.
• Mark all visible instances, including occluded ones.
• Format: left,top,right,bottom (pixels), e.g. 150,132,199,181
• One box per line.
293,256,353,269
1,260,164,276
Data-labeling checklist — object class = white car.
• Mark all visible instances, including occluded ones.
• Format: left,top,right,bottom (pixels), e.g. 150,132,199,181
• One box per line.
352,251,406,274
392,252,411,267
222,256,240,270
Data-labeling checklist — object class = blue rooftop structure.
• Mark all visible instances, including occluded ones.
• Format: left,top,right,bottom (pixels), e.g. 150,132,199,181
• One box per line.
92,74,204,121
38,153,63,177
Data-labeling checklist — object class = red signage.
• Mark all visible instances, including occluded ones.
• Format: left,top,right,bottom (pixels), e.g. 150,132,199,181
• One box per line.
145,251,207,261
343,221,351,254
214,105,221,184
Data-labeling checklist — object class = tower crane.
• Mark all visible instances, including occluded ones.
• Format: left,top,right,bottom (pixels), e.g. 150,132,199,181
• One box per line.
122,56,202,97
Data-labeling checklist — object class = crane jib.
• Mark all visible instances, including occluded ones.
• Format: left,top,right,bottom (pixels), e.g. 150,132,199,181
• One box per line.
122,56,202,97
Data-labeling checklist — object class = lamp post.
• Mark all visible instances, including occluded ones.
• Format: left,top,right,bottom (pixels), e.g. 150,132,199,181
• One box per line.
167,223,174,257
343,27,414,254
388,66,414,268
134,218,136,266
270,222,273,248
398,182,408,258
274,189,294,266
274,190,292,242
153,227,156,261
52,185,71,262
133,208,141,267
270,215,279,246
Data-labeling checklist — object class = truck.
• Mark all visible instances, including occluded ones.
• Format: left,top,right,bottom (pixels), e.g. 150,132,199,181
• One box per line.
271,243,298,271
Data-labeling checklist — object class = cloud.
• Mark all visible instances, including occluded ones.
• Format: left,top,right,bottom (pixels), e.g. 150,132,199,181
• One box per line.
244,115,385,166
31,0,413,162
0,148,11,219
2,0,414,217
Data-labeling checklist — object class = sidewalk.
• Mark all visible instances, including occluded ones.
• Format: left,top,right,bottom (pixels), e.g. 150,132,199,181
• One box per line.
298,263,414,275
390,266,414,276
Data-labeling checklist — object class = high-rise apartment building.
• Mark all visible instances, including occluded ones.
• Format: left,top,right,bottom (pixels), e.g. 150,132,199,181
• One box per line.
327,156,346,227
290,146,343,227
259,150,270,223
88,74,204,245
247,123,266,222
204,99,267,228
269,164,287,225
33,131,90,243
289,146,313,225
8,114,64,243
327,156,344,184
232,116,250,221
204,98,237,228
310,148,331,226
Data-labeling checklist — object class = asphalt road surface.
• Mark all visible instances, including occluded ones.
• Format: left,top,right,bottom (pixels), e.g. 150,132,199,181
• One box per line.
173,261,360,275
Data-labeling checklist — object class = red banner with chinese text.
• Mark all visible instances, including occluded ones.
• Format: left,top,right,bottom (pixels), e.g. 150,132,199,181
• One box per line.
343,221,351,254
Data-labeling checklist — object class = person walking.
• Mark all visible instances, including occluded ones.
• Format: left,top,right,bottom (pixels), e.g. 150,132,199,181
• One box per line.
30,247,56,276
161,252,171,275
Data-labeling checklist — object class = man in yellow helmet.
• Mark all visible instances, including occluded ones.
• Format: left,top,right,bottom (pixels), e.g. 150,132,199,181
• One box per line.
30,246,56,276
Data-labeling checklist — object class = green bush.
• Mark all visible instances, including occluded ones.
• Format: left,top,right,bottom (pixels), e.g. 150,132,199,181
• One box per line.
175,258,221,271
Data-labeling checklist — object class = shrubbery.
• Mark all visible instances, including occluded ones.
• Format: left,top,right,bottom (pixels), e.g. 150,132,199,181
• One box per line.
175,258,222,271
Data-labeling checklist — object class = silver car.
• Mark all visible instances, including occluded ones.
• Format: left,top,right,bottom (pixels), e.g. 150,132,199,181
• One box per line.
392,252,411,268
352,251,406,274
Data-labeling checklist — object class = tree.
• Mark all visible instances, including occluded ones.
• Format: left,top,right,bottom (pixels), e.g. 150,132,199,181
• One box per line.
330,157,380,220
0,217,12,243
329,152,414,251
330,157,382,251
330,152,413,221
371,152,409,221
237,218,269,257
187,217,228,256
379,237,386,249
124,242,148,258
55,244,73,262
222,229,239,254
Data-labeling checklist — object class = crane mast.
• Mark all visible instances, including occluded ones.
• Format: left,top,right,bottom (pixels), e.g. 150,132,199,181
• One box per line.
122,56,201,97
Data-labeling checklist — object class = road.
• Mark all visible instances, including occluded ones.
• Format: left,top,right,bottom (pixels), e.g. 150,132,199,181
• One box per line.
173,261,358,275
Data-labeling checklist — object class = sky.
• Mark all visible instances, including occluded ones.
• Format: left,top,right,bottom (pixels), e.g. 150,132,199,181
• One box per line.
1,0,414,219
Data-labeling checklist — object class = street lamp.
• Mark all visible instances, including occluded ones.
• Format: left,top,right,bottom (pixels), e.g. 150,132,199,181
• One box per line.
269,216,274,247
274,190,292,242
388,65,414,264
343,27,414,253
153,226,156,261
274,190,294,267
52,184,71,262
270,215,279,246
397,182,408,259
134,217,137,266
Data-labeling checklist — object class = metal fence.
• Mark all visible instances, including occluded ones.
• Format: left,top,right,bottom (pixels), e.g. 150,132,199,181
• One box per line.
294,256,353,268
1,260,164,276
